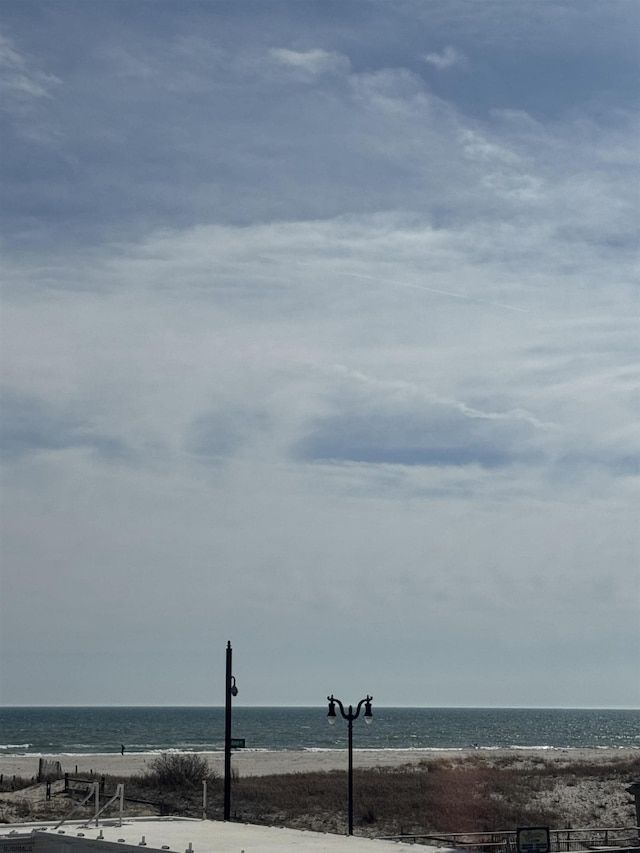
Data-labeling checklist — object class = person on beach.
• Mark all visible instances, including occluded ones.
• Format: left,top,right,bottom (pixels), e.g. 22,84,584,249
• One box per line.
121,744,125,755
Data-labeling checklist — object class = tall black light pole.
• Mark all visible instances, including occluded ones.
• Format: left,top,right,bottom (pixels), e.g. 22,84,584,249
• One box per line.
223,641,238,821
327,694,373,835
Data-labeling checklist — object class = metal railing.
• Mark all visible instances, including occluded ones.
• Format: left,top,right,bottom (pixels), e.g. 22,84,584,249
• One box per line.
376,826,640,851
54,776,196,823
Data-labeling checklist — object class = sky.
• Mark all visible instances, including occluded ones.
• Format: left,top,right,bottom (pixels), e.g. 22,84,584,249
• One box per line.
0,0,639,710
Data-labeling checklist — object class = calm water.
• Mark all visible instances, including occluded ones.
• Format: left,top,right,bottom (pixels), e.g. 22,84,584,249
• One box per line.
0,707,638,755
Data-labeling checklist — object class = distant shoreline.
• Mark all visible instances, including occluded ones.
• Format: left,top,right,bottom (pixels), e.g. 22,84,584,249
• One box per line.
1,747,637,780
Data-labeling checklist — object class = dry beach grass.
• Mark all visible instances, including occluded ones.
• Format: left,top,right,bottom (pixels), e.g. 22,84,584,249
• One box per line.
226,752,640,837
1,749,638,842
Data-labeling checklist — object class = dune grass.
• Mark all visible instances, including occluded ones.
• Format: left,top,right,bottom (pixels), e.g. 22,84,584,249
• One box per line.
2,753,638,837
124,753,640,836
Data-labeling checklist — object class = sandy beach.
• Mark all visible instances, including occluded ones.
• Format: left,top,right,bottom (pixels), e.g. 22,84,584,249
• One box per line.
1,747,637,780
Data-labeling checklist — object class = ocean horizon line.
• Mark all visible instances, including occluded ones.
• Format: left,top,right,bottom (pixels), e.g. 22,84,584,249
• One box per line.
2,704,638,711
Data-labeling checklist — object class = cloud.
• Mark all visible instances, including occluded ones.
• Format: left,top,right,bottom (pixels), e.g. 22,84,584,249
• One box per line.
294,374,544,469
423,45,467,70
0,389,127,462
0,31,60,104
2,206,635,485
187,405,271,460
269,47,350,77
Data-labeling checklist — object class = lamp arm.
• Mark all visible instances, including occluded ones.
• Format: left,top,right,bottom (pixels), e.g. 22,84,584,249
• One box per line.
328,694,372,721
354,695,374,721
353,697,367,719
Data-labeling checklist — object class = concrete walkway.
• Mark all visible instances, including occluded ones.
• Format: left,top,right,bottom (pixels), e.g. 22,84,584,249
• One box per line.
0,816,460,852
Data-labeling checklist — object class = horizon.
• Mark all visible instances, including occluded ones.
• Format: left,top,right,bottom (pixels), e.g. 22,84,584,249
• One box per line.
2,705,639,711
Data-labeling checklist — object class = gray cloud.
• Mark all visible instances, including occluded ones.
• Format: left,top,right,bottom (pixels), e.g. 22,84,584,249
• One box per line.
295,393,539,469
187,406,271,460
0,389,127,462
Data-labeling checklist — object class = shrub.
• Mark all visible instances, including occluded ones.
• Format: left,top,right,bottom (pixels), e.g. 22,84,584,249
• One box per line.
14,800,32,818
140,753,216,789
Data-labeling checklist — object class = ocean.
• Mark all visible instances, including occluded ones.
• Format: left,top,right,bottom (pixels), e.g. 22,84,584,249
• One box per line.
0,707,638,756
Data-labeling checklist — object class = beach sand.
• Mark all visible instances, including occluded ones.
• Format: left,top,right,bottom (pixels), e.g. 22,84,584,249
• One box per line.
1,747,636,780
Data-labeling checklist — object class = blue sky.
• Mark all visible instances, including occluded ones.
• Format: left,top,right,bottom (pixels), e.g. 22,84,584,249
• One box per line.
1,0,638,708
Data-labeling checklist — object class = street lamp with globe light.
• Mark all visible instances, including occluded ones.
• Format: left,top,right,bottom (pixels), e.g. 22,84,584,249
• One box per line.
327,694,373,835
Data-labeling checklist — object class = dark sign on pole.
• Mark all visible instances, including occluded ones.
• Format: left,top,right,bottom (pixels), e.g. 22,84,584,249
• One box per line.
517,827,550,853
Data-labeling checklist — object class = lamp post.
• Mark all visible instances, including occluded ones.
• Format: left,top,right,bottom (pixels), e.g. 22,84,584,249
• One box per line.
223,641,238,821
327,694,373,835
